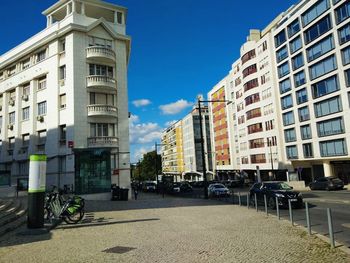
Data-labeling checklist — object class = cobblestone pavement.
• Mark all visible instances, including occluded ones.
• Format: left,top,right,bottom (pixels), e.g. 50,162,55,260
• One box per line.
0,193,349,263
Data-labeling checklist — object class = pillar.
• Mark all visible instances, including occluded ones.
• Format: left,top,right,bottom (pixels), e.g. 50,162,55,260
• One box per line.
81,2,85,15
323,161,333,177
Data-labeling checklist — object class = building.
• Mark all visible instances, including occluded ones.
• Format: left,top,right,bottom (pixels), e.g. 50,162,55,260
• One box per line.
0,0,131,195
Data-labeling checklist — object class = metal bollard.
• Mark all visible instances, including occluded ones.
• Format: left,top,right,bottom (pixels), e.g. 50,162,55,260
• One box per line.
276,197,280,220
238,192,241,206
264,195,268,215
288,199,294,225
305,202,311,235
254,193,258,212
327,208,335,249
247,193,250,209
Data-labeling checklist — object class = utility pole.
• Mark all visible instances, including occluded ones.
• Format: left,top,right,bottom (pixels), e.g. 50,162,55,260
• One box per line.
198,98,208,199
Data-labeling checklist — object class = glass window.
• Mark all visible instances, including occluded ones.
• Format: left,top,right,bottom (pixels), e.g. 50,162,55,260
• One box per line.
296,88,308,104
301,125,312,140
60,94,66,109
285,128,296,142
314,96,342,117
283,111,295,126
335,1,350,24
298,106,310,122
59,65,66,80
346,69,350,86
9,112,15,124
38,76,47,90
36,50,46,62
279,78,292,94
275,30,286,48
306,35,334,62
304,15,332,44
278,62,290,78
281,95,293,109
309,55,337,80
312,75,339,98
302,0,330,26
22,107,29,121
333,0,341,5
341,46,350,65
320,139,347,157
288,19,300,37
290,36,302,54
317,117,344,137
60,125,66,141
22,134,30,147
303,143,314,158
292,53,304,70
276,46,288,63
338,23,350,44
89,64,113,77
38,101,47,116
294,71,306,87
286,145,298,159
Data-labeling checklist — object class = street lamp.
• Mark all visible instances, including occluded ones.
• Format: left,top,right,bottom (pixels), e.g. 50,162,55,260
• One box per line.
155,142,167,193
197,97,230,199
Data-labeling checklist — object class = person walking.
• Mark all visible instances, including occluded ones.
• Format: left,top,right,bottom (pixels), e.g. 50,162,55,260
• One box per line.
134,187,138,200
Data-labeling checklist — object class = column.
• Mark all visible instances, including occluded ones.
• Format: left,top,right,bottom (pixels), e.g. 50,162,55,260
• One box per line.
72,1,76,13
114,11,118,24
323,161,333,177
81,2,85,15
46,16,52,27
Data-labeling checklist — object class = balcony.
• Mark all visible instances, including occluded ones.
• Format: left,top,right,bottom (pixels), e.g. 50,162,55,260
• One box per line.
88,136,118,148
87,105,118,118
86,46,116,63
86,75,116,91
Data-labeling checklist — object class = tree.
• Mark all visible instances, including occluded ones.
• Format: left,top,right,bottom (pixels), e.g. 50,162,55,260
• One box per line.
133,151,161,181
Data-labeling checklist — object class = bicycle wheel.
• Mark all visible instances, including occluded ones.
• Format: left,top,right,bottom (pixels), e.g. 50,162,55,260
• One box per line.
63,209,85,224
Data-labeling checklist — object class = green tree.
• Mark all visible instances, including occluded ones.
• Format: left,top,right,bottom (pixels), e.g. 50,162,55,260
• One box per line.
134,151,161,181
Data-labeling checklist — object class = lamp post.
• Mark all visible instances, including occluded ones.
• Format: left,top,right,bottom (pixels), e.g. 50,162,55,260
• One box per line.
197,97,230,199
265,140,277,180
155,142,167,193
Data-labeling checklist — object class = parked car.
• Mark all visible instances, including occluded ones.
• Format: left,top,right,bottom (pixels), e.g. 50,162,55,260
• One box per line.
142,182,156,192
225,179,243,188
249,181,303,209
208,183,231,198
179,182,193,192
171,183,181,193
309,177,344,191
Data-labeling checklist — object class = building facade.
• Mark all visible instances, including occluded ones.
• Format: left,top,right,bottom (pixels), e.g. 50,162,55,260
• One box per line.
0,0,131,194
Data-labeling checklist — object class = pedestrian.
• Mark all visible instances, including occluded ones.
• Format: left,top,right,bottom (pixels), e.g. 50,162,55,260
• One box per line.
134,187,138,200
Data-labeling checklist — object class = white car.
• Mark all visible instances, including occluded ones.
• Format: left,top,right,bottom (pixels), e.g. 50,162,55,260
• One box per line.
208,183,231,198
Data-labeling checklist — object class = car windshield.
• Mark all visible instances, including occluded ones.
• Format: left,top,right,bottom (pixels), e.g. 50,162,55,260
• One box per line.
266,183,292,190
213,184,225,189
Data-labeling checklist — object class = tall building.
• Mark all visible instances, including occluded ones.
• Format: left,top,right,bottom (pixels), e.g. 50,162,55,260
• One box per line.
0,0,131,195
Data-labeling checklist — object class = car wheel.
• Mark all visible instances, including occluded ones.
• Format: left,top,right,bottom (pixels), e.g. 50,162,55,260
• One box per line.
326,186,330,191
268,197,276,210
309,185,314,190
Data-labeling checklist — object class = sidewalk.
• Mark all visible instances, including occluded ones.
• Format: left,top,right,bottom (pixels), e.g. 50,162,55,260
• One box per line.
0,194,349,262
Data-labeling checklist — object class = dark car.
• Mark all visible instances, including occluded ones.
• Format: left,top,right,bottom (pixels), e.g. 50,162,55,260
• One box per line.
249,181,303,209
179,182,193,192
309,177,344,191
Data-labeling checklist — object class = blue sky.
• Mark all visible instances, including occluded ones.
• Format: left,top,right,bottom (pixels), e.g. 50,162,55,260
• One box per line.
1,0,296,163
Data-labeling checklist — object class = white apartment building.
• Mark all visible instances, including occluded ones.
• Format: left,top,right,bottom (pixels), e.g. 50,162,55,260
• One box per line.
0,0,131,195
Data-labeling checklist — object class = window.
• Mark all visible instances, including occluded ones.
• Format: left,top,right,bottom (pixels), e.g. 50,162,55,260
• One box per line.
314,96,342,117
265,120,275,131
307,35,334,62
301,125,312,140
90,123,116,137
335,1,350,24
36,50,46,62
281,95,293,109
22,58,30,70
276,46,288,63
22,107,29,121
9,112,15,124
333,0,341,5
312,75,339,98
279,78,291,94
60,39,66,52
341,46,350,65
60,94,66,109
296,88,308,104
250,154,266,164
116,11,123,24
243,78,259,92
89,64,113,77
241,50,256,64
246,108,261,120
290,36,302,54
283,111,295,126
8,137,15,156
317,117,344,137
275,30,286,48
320,139,347,156
286,146,298,159
263,104,274,115
38,76,47,90
346,69,350,86
288,19,300,37
22,84,30,96
285,128,297,142
38,101,47,116
294,71,306,87
338,23,350,44
7,66,16,77
304,15,332,44
242,64,257,78
59,156,66,173
309,55,337,80
247,123,263,134
89,37,112,48
22,134,30,147
278,62,290,78
301,0,330,26
37,130,47,151
59,65,66,80
292,53,304,70
245,93,260,106
60,125,66,141
303,143,314,158
298,106,310,122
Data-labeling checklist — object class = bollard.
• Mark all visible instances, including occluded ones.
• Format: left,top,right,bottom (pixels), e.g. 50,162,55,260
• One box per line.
327,208,335,249
254,193,258,212
264,195,268,215
305,202,311,235
288,199,294,226
247,193,250,209
238,192,241,206
276,197,280,220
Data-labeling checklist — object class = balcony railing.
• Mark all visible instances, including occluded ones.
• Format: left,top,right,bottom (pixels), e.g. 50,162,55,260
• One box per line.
88,136,118,148
86,46,116,62
86,75,116,90
87,104,118,118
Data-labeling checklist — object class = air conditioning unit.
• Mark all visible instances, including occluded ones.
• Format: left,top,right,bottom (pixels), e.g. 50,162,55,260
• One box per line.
9,99,15,106
22,94,29,101
7,124,13,130
37,115,44,122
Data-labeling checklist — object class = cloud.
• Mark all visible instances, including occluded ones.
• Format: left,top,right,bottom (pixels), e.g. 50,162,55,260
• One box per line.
159,99,193,115
165,120,178,127
132,147,153,163
129,114,140,124
132,99,151,108
129,115,162,145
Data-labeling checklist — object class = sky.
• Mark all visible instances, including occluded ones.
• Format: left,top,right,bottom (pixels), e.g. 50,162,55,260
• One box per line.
0,0,297,163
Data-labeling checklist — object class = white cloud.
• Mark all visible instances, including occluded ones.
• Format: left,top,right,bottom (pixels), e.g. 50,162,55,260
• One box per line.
165,120,178,127
159,99,193,115
132,99,152,108
132,147,153,163
129,115,162,145
129,114,140,124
